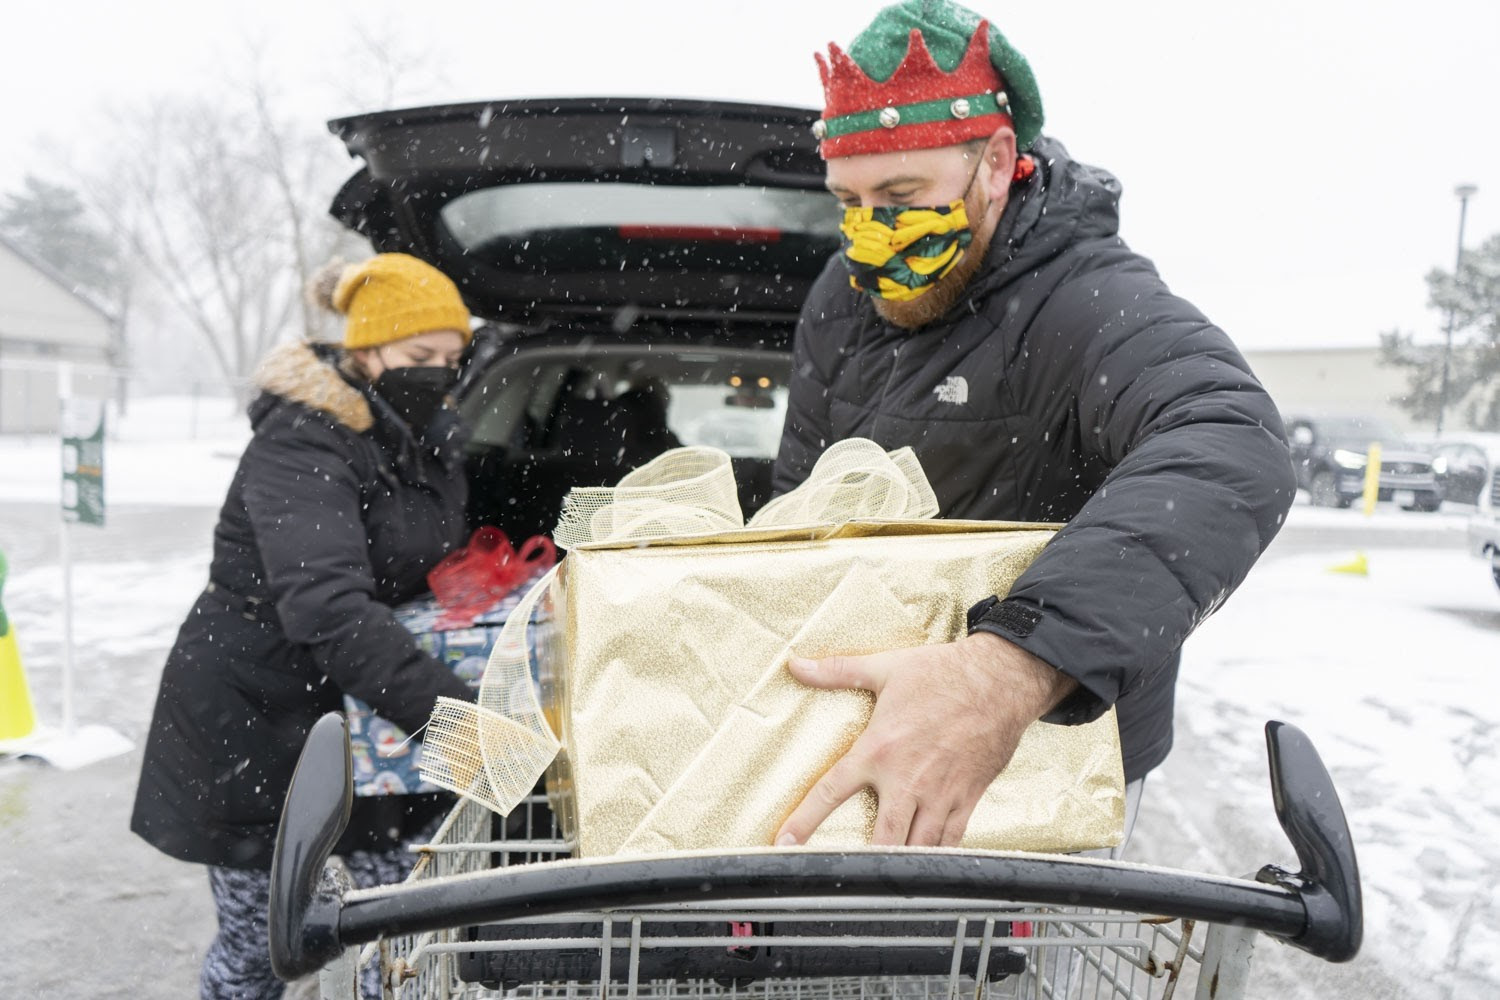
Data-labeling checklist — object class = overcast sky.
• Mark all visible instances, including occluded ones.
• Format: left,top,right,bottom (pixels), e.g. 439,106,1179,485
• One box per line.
3,0,1497,351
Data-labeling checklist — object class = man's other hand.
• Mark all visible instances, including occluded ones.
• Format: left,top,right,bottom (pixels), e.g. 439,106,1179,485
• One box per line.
773,632,1077,848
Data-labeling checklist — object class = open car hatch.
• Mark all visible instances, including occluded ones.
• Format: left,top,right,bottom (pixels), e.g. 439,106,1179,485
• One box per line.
327,98,841,326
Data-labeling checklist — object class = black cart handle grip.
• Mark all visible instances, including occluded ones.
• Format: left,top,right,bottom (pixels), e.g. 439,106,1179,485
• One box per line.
268,712,353,981
1256,720,1363,962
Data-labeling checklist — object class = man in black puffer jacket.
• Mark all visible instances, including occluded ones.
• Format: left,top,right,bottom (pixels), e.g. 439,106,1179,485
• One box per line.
772,1,1295,850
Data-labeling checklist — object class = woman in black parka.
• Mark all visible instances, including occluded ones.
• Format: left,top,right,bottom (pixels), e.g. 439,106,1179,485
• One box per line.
131,253,476,999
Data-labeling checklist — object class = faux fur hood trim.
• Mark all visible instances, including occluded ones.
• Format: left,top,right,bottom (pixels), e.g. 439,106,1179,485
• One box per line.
253,341,373,433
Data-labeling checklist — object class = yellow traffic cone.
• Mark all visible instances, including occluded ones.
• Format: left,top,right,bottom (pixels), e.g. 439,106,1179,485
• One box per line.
1328,551,1369,576
0,549,39,741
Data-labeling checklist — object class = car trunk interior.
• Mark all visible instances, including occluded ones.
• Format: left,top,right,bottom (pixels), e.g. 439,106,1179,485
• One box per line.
457,323,792,543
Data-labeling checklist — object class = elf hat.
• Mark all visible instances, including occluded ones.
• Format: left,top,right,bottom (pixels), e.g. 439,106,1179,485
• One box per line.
310,253,472,350
813,0,1043,159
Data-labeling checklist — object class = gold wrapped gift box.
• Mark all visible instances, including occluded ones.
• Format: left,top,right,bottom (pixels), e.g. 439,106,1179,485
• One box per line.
423,443,1125,859
547,519,1125,857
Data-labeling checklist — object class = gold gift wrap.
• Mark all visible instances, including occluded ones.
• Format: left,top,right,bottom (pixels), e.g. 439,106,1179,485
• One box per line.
421,442,1126,860
548,519,1126,858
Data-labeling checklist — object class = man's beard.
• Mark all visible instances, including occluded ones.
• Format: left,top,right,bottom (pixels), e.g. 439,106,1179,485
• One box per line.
872,185,995,331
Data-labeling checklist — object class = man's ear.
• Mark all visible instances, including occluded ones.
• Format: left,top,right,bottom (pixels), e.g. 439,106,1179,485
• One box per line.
980,127,1019,201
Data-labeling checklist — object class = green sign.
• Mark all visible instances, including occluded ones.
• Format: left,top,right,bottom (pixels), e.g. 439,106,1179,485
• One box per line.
61,398,106,526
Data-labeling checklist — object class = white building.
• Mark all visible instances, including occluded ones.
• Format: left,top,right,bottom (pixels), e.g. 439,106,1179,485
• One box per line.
0,233,118,433
1242,345,1424,434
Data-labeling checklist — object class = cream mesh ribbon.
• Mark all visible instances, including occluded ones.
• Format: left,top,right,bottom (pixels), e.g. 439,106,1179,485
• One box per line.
420,438,939,814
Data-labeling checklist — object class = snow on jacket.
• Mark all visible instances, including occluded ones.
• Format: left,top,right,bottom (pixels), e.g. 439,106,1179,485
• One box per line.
773,137,1296,782
131,342,473,870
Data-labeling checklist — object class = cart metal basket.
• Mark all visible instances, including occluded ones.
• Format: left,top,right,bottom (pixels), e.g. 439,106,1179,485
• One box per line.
269,719,1361,1000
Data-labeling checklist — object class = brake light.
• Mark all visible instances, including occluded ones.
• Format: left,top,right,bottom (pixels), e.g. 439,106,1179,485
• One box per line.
617,225,782,243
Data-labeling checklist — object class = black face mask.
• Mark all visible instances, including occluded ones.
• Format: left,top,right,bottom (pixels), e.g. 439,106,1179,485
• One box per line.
370,365,457,432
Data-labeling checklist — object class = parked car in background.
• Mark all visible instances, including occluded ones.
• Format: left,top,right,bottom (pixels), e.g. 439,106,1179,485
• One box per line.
1413,433,1500,507
325,97,841,537
1462,442,1500,594
1430,440,1490,505
1285,414,1442,511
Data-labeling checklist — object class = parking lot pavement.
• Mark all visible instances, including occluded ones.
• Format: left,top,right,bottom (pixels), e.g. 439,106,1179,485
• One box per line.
0,746,214,998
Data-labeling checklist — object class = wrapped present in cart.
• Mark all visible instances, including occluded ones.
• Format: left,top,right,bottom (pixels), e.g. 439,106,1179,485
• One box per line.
419,442,1128,860
343,530,556,798
266,443,1362,999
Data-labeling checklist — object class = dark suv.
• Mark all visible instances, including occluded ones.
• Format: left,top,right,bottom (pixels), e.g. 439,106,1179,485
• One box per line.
1285,414,1441,511
326,98,841,534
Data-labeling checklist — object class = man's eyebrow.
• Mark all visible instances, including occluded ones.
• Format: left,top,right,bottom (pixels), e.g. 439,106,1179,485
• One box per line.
873,175,928,191
825,174,931,195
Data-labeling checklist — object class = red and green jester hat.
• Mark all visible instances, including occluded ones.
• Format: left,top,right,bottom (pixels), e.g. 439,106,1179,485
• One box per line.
813,0,1043,158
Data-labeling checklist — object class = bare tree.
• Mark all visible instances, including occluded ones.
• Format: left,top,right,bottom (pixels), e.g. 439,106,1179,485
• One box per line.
46,27,443,395
83,99,298,393
78,72,365,394
241,58,366,344
253,83,321,344
332,22,453,113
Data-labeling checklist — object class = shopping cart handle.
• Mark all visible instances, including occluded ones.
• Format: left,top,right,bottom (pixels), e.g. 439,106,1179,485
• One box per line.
1256,720,1363,962
267,715,1364,979
268,712,353,981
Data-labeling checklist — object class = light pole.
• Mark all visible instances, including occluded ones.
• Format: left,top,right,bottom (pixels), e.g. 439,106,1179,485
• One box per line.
1435,183,1478,437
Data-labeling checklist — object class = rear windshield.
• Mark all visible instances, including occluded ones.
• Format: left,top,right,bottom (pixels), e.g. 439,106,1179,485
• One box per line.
441,183,840,275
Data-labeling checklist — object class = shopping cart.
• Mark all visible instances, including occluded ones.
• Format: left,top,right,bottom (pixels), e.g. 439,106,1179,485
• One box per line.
269,716,1362,1000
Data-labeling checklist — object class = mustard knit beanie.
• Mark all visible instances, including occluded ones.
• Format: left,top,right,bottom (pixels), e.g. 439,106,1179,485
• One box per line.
311,253,472,350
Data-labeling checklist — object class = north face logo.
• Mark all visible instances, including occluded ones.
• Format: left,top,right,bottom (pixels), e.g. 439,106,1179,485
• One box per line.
933,376,969,405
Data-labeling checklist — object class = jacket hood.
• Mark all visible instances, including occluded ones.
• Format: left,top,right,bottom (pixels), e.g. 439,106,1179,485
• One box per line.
973,136,1124,293
251,341,373,432
249,340,467,483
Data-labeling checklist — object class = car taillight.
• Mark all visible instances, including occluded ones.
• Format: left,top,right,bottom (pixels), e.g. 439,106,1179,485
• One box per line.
617,225,782,243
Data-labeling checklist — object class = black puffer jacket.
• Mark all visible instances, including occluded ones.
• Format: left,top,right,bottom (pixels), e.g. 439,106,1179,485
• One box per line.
131,343,473,869
773,138,1295,782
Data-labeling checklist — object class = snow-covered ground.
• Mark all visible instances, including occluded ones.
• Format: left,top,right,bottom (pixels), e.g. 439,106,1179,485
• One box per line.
1145,543,1500,997
1,398,1498,997
0,393,249,507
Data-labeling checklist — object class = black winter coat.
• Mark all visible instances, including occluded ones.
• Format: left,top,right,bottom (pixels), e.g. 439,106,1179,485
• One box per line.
773,138,1296,782
131,343,473,870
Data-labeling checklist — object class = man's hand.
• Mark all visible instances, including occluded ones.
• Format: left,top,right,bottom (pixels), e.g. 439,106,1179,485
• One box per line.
774,632,1077,848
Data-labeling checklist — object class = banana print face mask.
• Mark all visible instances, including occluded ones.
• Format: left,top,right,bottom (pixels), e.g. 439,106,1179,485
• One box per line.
838,198,973,302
